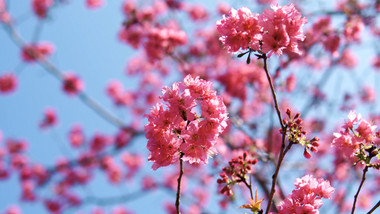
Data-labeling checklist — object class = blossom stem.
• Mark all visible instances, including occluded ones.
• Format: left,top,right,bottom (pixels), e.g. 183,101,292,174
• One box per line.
367,200,380,214
176,154,184,214
262,54,285,129
260,53,289,214
265,131,291,214
351,165,369,214
240,175,254,200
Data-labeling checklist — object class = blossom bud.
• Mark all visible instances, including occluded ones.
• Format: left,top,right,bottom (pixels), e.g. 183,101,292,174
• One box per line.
311,141,320,147
286,108,292,117
304,149,311,159
310,146,318,152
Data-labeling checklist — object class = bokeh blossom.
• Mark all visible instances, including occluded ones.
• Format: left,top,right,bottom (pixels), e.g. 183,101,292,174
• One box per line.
278,174,334,213
216,4,307,57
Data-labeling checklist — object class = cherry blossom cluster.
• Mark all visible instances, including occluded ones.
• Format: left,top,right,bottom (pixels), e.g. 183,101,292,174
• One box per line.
32,0,53,19
277,174,334,213
119,1,187,62
145,75,228,170
332,111,380,164
21,42,54,62
217,151,258,196
106,80,135,107
282,109,320,159
216,4,307,57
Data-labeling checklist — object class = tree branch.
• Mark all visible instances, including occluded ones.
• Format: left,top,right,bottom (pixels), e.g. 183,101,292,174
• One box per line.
262,54,284,129
367,200,380,214
265,131,291,214
176,154,184,214
351,165,369,214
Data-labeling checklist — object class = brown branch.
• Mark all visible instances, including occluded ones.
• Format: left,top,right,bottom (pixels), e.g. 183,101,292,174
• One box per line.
238,174,254,200
367,200,380,214
351,165,369,214
262,54,284,129
258,53,290,214
265,132,291,214
176,155,184,214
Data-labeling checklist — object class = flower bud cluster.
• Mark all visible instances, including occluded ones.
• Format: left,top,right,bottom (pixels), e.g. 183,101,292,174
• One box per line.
282,108,320,159
217,152,258,196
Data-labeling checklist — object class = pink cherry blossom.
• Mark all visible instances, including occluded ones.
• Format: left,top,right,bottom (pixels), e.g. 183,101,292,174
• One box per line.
32,0,53,18
63,72,84,95
21,42,54,62
185,4,209,21
372,55,380,69
344,16,364,42
286,73,297,92
361,86,376,104
216,7,262,53
355,119,377,142
68,124,85,148
111,207,133,214
332,111,378,163
86,0,104,9
0,73,17,94
44,199,61,213
332,132,358,161
144,26,187,61
217,4,307,57
39,108,58,129
145,75,228,169
338,49,357,69
278,174,334,213
106,80,135,106
4,205,22,214
0,0,10,23
118,24,144,49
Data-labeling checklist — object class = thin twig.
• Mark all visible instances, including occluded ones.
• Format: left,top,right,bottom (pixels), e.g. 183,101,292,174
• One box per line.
84,189,149,206
239,174,254,200
262,54,284,129
367,200,380,214
351,165,369,214
176,155,184,214
265,132,291,214
260,53,289,214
